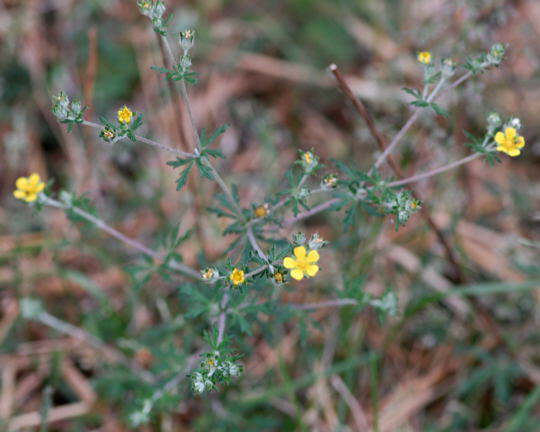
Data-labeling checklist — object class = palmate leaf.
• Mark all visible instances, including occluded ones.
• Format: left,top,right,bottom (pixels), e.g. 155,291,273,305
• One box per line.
171,160,194,190
196,158,214,180
200,124,229,149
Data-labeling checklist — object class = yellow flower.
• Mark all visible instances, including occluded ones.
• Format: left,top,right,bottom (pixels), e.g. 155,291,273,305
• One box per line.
274,272,284,284
494,127,525,157
303,152,313,164
229,268,245,286
417,51,432,64
254,204,269,218
117,106,133,124
13,173,45,203
283,246,319,281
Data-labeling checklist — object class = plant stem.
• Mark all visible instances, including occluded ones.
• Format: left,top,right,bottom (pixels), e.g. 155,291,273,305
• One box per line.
372,76,447,170
43,197,202,280
330,64,466,282
247,226,271,266
290,298,358,310
82,120,193,158
156,35,210,256
160,36,244,221
387,152,483,187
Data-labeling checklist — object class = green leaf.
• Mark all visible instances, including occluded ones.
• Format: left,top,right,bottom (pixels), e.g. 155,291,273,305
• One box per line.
196,159,214,180
430,103,449,117
200,124,229,148
167,157,194,168
175,161,194,190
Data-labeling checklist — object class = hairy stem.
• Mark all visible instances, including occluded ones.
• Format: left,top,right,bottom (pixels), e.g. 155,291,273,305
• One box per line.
82,120,193,158
43,197,202,280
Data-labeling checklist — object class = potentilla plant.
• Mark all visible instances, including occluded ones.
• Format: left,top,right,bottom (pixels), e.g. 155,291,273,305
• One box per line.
13,0,525,425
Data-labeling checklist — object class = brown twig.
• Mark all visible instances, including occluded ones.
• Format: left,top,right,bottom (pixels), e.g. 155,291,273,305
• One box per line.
330,64,465,282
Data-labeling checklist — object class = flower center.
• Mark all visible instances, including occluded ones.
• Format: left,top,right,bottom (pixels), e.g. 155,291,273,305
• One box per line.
295,257,309,271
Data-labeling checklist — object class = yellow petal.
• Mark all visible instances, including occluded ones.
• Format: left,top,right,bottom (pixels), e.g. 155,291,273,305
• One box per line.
16,177,28,190
306,264,319,277
13,190,26,199
35,182,45,193
516,136,525,148
505,127,516,140
494,132,505,145
293,246,306,259
28,173,40,186
290,269,304,281
283,257,297,269
25,193,38,202
307,250,319,263
508,148,520,157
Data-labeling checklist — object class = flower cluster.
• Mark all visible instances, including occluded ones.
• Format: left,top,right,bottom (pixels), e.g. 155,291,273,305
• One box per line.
137,0,168,35
150,28,198,84
191,351,242,394
321,173,338,189
98,105,143,143
385,190,421,229
300,150,319,173
179,29,195,54
52,91,86,129
13,173,45,203
465,43,506,74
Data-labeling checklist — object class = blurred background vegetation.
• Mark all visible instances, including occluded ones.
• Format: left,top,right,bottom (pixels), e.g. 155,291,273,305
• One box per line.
0,0,539,430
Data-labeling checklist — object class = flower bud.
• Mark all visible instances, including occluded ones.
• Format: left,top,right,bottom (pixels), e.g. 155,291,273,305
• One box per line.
308,233,326,250
292,231,306,246
487,112,502,130
179,29,195,53
487,43,505,66
321,173,338,189
441,58,456,78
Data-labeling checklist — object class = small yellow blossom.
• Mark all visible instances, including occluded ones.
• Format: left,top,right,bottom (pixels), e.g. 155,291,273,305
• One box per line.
283,246,319,281
254,204,269,218
229,268,245,286
494,127,525,157
117,106,133,124
303,152,313,164
417,51,432,64
274,272,284,284
13,173,45,203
